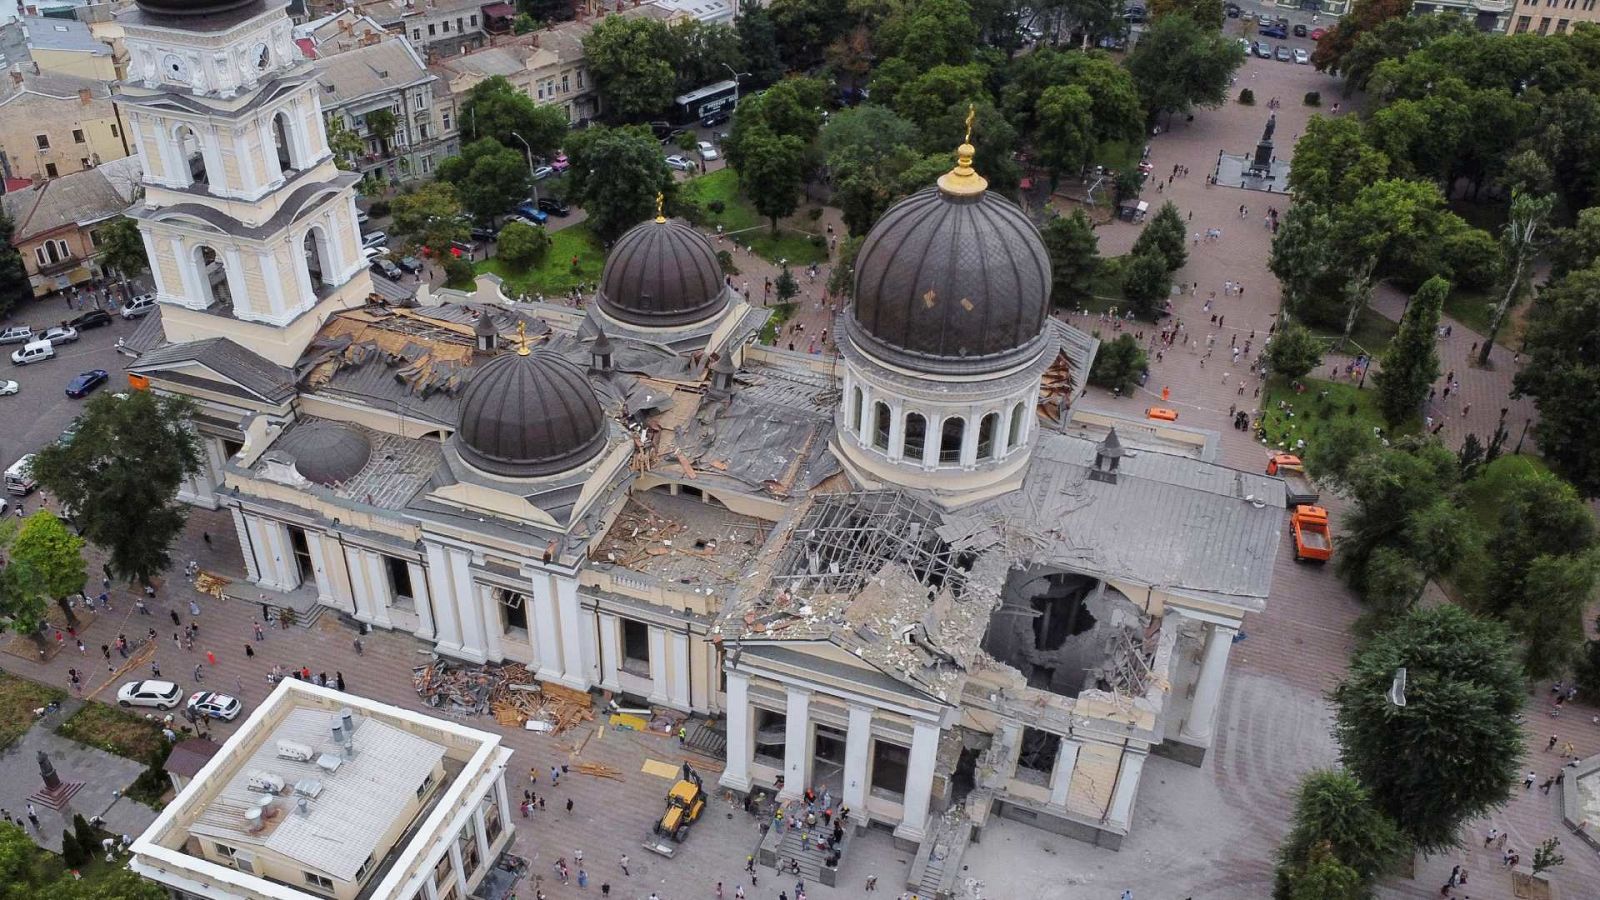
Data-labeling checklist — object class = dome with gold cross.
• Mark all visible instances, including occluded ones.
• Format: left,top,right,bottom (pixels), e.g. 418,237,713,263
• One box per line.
596,195,729,329
848,108,1051,375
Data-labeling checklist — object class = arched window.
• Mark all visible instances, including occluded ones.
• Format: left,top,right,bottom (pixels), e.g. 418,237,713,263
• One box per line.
850,387,863,438
904,412,927,462
978,412,1000,461
1008,402,1026,451
191,244,229,308
872,402,891,451
272,110,299,174
173,124,207,187
302,225,333,295
939,416,965,464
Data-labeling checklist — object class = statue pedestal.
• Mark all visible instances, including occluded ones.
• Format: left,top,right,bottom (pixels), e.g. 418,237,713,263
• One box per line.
28,780,84,811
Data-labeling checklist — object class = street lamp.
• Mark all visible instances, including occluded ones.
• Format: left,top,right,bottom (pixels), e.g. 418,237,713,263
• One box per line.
721,63,751,106
509,131,540,204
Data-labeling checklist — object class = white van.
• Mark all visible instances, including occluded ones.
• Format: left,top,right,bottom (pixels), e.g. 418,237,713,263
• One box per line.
120,294,156,319
5,454,36,495
10,339,54,365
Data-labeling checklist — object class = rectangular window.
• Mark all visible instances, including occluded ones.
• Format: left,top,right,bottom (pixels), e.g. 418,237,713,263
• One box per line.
89,229,103,248
442,112,452,131
456,17,464,31
562,74,569,93
417,772,436,799
303,872,334,892
434,851,454,887
72,129,85,144
621,619,650,675
441,19,450,31
413,28,421,40
110,124,118,138
576,69,584,88
214,843,236,858
355,854,375,882
415,93,426,110
418,123,429,139
1559,16,1571,28
35,247,47,266
421,154,432,174
1539,15,1551,31
428,23,436,35
44,162,58,178
471,13,478,25
34,134,49,150
384,556,413,606
482,795,503,843
1517,13,1532,28
497,589,528,635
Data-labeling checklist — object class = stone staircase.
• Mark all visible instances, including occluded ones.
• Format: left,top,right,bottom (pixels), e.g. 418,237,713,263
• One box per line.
685,719,727,760
907,815,976,900
757,814,845,888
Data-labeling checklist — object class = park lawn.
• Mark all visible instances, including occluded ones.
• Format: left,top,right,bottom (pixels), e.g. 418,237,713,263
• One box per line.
1442,286,1527,350
477,223,606,298
0,673,63,749
1307,306,1399,358
680,169,828,266
57,701,167,761
1455,453,1551,533
1259,376,1418,457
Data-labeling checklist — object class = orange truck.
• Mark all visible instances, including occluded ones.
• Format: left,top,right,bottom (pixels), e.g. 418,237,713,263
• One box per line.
1266,453,1320,507
1290,505,1333,563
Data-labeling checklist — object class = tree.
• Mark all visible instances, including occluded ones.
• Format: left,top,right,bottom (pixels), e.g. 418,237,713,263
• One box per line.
774,266,799,304
1286,117,1390,209
70,814,96,862
28,391,201,587
1131,201,1187,272
584,16,679,121
1336,438,1460,596
736,0,784,86
1124,14,1244,124
363,108,397,155
732,126,807,231
0,521,49,645
495,220,551,271
1331,604,1523,853
7,512,85,629
1120,249,1171,317
671,20,745,95
1263,321,1324,380
1033,84,1094,186
1548,205,1600,279
1512,264,1600,495
1148,0,1222,25
1311,0,1411,75
564,125,675,243
1532,836,1566,876
1087,332,1147,392
875,0,979,70
457,76,568,156
1041,211,1099,306
819,106,920,234
437,138,532,225
1373,276,1445,426
324,116,364,170
0,214,30,319
1002,50,1142,152
95,217,149,306
516,0,573,23
1273,770,1403,899
768,0,850,70
389,182,468,258
1480,190,1554,365
1304,417,1379,486
1326,179,1448,348
1281,845,1364,900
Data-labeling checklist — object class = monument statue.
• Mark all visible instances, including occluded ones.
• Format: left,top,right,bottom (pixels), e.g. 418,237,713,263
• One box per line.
38,750,60,791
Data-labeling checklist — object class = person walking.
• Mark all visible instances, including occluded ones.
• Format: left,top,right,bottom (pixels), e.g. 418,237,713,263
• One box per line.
245,643,254,658
253,621,264,641
193,663,204,682
205,650,216,666
336,672,345,691
620,854,630,876
565,797,574,814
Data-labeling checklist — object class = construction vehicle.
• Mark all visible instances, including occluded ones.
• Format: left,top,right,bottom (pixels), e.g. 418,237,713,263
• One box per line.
1265,453,1320,507
1291,505,1333,563
644,765,705,857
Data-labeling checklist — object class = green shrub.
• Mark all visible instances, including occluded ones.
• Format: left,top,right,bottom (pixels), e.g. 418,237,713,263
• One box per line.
708,200,725,214
717,249,739,276
1239,88,1255,105
1304,91,1321,106
61,830,85,867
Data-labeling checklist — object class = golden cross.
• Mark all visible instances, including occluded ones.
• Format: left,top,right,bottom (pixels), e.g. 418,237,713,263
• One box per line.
516,320,529,355
964,104,976,145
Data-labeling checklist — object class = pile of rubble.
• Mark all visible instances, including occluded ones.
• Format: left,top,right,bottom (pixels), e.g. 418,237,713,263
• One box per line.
412,659,599,734
491,681,595,735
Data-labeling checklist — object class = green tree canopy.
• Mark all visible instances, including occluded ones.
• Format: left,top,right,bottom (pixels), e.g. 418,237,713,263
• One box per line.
1332,604,1524,853
96,218,149,283
768,0,850,69
436,138,533,224
495,220,552,271
733,126,809,231
671,19,745,95
736,0,784,85
1130,200,1188,272
457,76,568,156
29,391,201,586
875,0,978,71
1311,0,1413,75
820,106,922,235
1041,211,1099,307
1124,13,1244,123
1273,769,1403,898
584,16,680,121
7,512,85,628
1287,116,1390,208
0,520,50,641
1263,321,1325,381
1120,249,1171,317
1087,332,1147,392
1373,275,1445,426
564,125,675,242
389,181,468,257
0,214,29,319
1336,438,1462,597
1149,0,1222,25
1513,263,1600,495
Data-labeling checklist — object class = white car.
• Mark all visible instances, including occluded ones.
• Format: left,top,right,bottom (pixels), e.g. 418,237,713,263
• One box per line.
1293,48,1310,64
665,155,692,172
0,380,17,396
120,294,156,319
187,691,243,721
361,231,389,250
696,141,719,161
117,680,183,710
0,325,32,345
41,326,79,346
532,165,555,180
361,246,390,262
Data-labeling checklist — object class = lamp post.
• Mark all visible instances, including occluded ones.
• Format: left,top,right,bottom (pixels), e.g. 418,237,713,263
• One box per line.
509,131,540,205
720,63,750,106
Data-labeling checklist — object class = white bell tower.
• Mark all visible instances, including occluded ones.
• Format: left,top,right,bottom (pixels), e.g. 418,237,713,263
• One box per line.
115,0,371,366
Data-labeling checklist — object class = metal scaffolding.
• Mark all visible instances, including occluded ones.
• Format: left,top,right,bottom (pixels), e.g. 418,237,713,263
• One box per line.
768,490,971,599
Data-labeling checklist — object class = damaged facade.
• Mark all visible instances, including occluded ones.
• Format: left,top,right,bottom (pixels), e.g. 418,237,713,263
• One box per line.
117,0,1285,867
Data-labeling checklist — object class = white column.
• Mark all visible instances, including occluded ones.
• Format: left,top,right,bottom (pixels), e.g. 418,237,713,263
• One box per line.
170,237,203,308
959,412,980,467
363,552,395,629
221,247,249,312
893,721,940,843
233,126,262,195
410,561,436,640
1106,750,1148,829
1180,623,1237,744
1048,739,1080,808
453,570,489,663
780,687,811,800
668,631,691,709
719,671,753,792
257,518,297,590
842,704,872,815
477,585,503,663
596,613,621,690
646,626,669,705
471,807,490,877
529,578,561,681
886,401,905,461
921,415,939,468
555,578,586,689
493,777,513,841
344,544,371,617
301,531,335,604
424,544,464,653
138,228,169,298
856,386,872,444
259,246,287,319
446,840,467,896
231,507,260,582
291,235,317,309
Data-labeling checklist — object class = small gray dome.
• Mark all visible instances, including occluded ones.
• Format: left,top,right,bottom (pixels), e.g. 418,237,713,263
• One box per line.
851,185,1051,374
456,349,607,477
597,218,727,328
292,424,371,486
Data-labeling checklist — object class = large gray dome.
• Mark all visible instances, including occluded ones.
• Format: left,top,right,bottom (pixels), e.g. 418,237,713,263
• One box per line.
850,182,1051,374
135,0,264,17
597,217,727,328
291,424,371,486
455,349,607,478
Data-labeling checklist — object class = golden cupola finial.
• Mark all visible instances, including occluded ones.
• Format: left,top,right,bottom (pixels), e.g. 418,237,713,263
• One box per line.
516,320,530,356
938,104,988,198
654,191,667,224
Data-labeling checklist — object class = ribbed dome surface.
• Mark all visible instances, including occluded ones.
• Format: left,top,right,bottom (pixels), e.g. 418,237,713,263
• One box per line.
136,0,263,16
456,350,607,478
597,218,727,327
291,423,371,486
851,186,1051,372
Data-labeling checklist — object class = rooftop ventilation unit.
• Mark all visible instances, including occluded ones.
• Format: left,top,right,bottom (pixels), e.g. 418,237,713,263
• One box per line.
246,771,284,794
276,740,315,762
340,708,355,737
316,753,343,774
331,722,345,744
296,797,310,816
294,778,324,799
235,850,256,874
243,806,265,833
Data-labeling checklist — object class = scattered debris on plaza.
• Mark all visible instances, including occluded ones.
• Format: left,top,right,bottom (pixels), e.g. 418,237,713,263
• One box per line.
575,762,623,781
193,571,230,601
413,659,598,734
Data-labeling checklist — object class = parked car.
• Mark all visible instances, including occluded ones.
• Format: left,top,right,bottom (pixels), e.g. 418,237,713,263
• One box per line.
361,231,389,250
513,204,550,225
120,294,156,319
701,111,732,129
1275,45,1293,62
187,691,243,721
1254,41,1272,58
551,153,570,172
665,155,692,172
355,209,370,226
0,325,32,345
369,258,403,281
117,680,183,710
1123,4,1146,21
65,369,108,398
1292,22,1307,36
470,226,498,242
532,165,554,181
41,325,79,346
1310,26,1327,39
1258,22,1286,38
1293,47,1311,64
537,197,570,217
696,141,719,161
395,256,424,275
10,340,54,366
361,246,389,263
1225,2,1241,15
66,309,113,330
0,380,17,396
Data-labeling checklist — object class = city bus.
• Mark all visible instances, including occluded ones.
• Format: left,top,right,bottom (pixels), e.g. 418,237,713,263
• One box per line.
673,80,739,126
